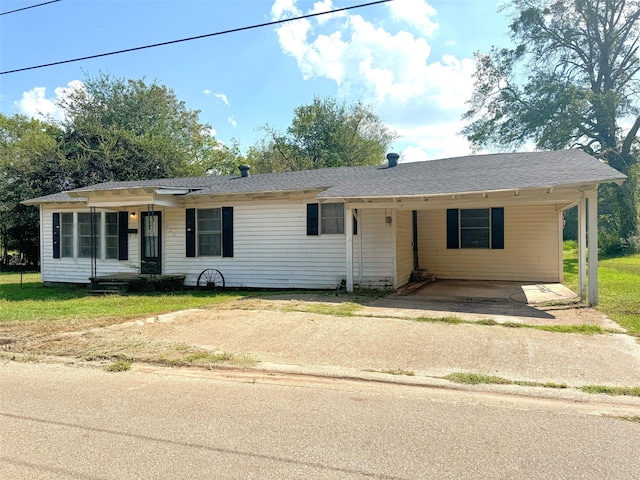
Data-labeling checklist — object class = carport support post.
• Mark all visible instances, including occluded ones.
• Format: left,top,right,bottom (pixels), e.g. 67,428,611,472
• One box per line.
587,190,598,306
345,205,354,292
578,197,587,301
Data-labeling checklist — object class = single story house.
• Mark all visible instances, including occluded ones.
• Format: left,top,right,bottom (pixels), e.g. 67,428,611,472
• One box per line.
23,150,625,305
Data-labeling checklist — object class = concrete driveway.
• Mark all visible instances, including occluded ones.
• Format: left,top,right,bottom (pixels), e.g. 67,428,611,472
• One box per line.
366,279,620,328
125,284,640,391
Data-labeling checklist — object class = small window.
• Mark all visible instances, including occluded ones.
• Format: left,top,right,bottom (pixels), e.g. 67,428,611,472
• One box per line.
197,208,222,256
105,212,118,259
61,213,74,257
447,208,504,250
321,203,344,234
77,212,101,258
460,208,490,248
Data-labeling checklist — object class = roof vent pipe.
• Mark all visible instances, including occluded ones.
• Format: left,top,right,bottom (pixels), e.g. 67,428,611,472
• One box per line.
386,152,399,168
239,165,251,178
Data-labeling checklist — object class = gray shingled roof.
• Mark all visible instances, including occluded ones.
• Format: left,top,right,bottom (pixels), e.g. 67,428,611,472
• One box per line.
23,150,625,205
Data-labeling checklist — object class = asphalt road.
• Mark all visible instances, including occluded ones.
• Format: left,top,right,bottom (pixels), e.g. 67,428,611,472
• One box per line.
2,362,639,480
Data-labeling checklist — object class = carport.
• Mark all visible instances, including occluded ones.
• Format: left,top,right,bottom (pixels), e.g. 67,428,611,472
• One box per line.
331,151,626,306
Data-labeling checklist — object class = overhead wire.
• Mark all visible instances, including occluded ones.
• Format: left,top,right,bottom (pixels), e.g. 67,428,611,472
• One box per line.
0,0,61,16
0,0,393,75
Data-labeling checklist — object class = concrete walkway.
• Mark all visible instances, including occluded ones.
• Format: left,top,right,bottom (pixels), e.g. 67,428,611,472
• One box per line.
128,295,640,394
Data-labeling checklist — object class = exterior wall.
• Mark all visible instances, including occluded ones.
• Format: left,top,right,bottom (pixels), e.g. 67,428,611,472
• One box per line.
394,210,414,287
417,204,562,282
39,201,402,289
39,200,564,287
40,205,138,284
165,200,347,289
356,209,394,287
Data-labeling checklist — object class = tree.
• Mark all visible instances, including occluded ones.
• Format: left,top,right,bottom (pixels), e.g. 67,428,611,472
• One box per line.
250,96,396,173
0,114,65,265
58,73,220,186
0,73,230,266
462,0,640,242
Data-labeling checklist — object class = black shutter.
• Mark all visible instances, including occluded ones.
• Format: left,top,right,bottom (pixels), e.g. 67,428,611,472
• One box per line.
186,208,196,257
222,207,234,257
118,211,129,260
446,209,459,249
491,207,504,249
53,212,60,258
353,213,358,235
307,203,319,236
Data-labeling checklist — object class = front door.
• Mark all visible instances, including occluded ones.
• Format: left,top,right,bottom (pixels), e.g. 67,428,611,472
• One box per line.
141,211,161,274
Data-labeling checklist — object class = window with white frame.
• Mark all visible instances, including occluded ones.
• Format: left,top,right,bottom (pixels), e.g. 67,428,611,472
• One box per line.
197,208,222,256
460,208,490,248
77,212,101,258
55,211,125,260
320,203,345,234
446,207,504,250
105,212,118,259
61,212,74,257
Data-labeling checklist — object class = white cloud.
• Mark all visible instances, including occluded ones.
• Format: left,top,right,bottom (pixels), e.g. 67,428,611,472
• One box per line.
271,0,478,159
228,115,237,127
14,80,84,122
393,120,475,162
388,0,438,36
214,93,230,106
204,90,230,106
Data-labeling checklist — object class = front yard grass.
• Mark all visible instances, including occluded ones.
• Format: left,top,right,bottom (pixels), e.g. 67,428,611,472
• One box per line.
563,242,640,335
0,273,243,324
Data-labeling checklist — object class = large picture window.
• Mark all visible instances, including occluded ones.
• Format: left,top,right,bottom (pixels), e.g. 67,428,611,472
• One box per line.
447,208,504,250
53,211,127,260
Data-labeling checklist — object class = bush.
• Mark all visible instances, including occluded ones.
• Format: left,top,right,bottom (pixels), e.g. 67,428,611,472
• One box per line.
599,233,639,256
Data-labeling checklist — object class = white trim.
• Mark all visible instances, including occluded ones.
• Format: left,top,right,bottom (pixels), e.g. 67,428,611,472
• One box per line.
578,197,587,300
558,211,564,283
587,190,599,305
345,206,354,292
391,210,398,288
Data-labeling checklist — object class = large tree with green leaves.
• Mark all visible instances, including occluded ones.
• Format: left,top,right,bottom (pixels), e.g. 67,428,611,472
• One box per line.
0,114,65,265
249,96,396,173
463,0,640,242
1,73,233,266
58,73,224,186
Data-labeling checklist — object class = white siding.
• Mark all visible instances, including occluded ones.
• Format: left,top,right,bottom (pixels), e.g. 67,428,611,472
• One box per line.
39,202,411,289
418,205,562,282
357,209,394,287
40,206,138,284
165,201,348,289
394,210,413,287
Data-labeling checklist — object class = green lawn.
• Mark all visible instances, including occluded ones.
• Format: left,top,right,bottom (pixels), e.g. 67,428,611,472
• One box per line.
0,273,242,323
563,241,640,335
2,250,639,336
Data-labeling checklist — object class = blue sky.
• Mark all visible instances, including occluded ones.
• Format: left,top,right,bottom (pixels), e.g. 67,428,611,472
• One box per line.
0,0,511,162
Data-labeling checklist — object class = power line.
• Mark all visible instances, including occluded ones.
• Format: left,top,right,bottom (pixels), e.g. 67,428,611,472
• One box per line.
0,0,61,16
0,0,393,75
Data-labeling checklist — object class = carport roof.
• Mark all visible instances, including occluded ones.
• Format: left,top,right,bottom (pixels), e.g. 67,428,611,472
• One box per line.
22,149,626,205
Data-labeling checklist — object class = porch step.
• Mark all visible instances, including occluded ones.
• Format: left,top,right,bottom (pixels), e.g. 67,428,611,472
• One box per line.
90,280,130,294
